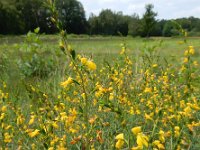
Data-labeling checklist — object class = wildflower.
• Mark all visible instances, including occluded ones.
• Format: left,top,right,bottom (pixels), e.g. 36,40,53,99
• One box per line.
67,44,72,51
136,133,149,148
145,113,153,121
115,133,124,140
81,57,87,65
174,126,180,137
115,133,125,149
86,60,96,70
189,46,195,55
4,132,12,143
183,57,188,63
60,77,73,88
109,92,114,100
120,46,125,55
0,113,5,120
89,115,98,125
52,122,59,129
131,126,142,135
1,105,7,112
193,61,198,66
144,87,152,93
28,115,35,125
159,130,165,143
152,64,158,68
59,40,65,51
17,115,25,125
28,129,40,138
152,140,165,149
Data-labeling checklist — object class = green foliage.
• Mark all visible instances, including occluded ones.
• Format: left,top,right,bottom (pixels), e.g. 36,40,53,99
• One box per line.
128,14,141,37
55,0,87,34
162,21,179,37
141,4,157,37
0,53,9,74
1,1,200,37
17,29,59,78
88,9,129,36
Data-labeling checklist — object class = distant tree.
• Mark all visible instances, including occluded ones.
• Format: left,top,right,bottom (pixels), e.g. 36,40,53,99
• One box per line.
162,21,179,37
88,13,101,35
141,4,157,37
98,9,115,35
151,19,167,36
176,18,191,31
0,0,24,34
128,13,141,37
114,12,129,36
56,0,87,34
88,9,129,36
16,0,46,33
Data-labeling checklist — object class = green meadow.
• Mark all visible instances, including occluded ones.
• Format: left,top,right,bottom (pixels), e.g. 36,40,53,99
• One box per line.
0,34,200,149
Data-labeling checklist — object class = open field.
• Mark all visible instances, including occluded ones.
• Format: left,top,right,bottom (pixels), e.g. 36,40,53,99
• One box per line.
0,35,200,149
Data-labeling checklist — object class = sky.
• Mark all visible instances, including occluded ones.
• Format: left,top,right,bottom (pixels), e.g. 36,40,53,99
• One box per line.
78,0,200,19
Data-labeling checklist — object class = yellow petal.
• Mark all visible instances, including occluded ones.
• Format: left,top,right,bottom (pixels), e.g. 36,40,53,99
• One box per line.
131,126,142,135
115,133,124,140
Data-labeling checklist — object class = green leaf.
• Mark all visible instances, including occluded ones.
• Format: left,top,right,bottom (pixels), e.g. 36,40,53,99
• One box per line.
34,27,40,34
70,49,76,60
72,79,80,85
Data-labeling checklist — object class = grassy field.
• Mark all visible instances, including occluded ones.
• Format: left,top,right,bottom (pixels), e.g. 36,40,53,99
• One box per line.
0,34,200,149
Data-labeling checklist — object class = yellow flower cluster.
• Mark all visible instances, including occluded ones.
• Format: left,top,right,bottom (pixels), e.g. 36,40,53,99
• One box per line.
81,57,96,70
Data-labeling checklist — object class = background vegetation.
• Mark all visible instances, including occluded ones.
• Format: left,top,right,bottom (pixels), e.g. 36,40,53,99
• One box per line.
1,0,200,37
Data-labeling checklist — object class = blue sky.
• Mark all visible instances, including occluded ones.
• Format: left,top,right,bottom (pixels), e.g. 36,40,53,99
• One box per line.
78,0,200,19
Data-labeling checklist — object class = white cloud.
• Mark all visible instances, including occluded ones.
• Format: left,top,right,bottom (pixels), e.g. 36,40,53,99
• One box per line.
79,0,200,19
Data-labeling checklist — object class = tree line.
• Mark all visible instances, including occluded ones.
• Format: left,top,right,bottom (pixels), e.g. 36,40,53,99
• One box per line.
1,0,200,37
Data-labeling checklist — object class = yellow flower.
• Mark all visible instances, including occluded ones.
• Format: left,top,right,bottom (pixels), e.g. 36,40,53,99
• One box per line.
1,105,7,112
81,57,87,65
193,61,198,66
115,139,124,149
115,133,124,140
28,115,35,125
145,113,153,121
131,126,142,135
153,140,165,149
174,126,180,137
183,57,188,63
120,46,125,55
60,77,73,88
136,133,149,148
28,129,40,138
189,46,195,55
52,122,59,129
115,133,125,149
0,113,5,120
152,64,158,68
59,40,65,51
17,115,25,125
144,87,152,93
86,60,96,70
67,44,72,51
109,92,114,100
159,130,165,143
4,132,12,143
